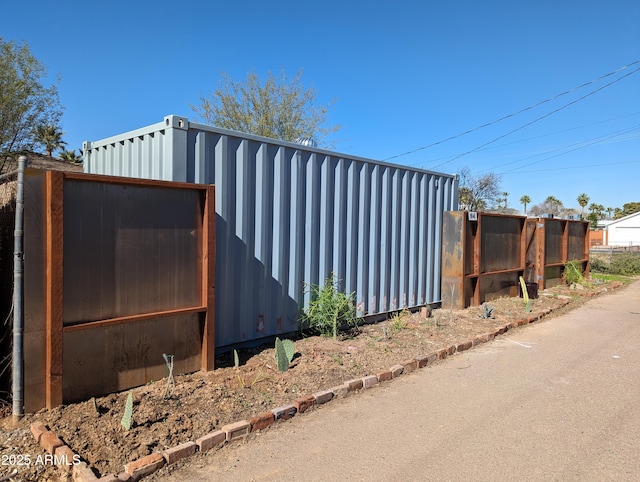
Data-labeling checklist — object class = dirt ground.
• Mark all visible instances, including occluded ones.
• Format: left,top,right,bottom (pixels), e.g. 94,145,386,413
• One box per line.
0,280,624,481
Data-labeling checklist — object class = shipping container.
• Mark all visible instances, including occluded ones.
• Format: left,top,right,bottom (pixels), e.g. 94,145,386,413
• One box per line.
84,115,459,348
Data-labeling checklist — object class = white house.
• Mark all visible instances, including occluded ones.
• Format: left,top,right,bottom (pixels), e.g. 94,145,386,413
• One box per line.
605,211,640,246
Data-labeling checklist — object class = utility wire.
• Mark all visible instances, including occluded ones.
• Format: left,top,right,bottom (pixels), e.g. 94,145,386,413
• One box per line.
499,125,640,173
470,112,640,154
419,111,640,166
383,59,640,162
484,124,640,172
430,65,640,169
500,159,640,175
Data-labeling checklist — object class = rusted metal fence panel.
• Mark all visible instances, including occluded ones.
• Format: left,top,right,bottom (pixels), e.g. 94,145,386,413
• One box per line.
443,212,526,309
537,217,590,288
16,170,215,410
443,212,589,308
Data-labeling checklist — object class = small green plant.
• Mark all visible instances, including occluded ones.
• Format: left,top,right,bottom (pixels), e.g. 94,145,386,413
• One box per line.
233,349,240,368
121,392,134,431
299,273,357,339
390,310,409,331
260,391,274,406
251,370,267,387
431,310,443,328
237,374,246,389
274,337,295,372
478,303,494,319
564,260,585,285
329,353,343,365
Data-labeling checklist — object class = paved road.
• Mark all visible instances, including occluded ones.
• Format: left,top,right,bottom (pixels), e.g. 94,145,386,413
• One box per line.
160,281,640,481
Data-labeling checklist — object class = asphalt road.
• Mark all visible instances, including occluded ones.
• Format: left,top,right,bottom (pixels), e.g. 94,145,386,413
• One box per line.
159,280,640,481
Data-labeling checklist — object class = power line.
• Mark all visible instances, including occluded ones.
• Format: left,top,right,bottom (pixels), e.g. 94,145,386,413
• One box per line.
430,65,640,169
500,159,640,175
485,124,640,172
382,59,640,162
499,125,640,173
471,112,640,154
418,111,640,167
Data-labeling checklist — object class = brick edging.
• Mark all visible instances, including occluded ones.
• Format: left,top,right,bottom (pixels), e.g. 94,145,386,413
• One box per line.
29,300,577,481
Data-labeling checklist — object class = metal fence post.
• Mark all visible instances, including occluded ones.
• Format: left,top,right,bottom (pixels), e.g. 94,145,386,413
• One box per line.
12,155,26,420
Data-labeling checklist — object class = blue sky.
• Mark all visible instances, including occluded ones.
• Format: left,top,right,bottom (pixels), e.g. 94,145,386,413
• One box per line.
2,0,639,212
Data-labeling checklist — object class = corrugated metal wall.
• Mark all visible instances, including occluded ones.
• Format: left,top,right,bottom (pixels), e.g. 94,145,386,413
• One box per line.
84,115,459,348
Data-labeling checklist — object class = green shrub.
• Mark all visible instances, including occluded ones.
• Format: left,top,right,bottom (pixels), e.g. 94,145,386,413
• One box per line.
611,253,640,275
564,260,585,285
299,273,357,339
390,309,410,330
590,252,640,276
589,257,609,273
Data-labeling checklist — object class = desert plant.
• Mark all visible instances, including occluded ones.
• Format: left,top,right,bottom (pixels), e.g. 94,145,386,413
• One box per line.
274,337,295,372
121,392,134,430
251,370,267,387
564,260,585,285
299,273,357,339
519,276,531,312
430,310,443,328
233,349,240,368
390,310,409,330
162,353,175,399
478,303,494,319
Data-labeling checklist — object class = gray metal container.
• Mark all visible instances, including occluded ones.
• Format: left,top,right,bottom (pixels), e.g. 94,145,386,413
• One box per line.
84,115,459,348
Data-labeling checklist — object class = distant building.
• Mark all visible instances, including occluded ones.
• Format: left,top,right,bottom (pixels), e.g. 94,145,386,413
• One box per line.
603,211,640,247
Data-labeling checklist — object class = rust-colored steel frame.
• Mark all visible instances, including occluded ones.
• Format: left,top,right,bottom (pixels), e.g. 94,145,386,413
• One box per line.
443,211,526,310
43,171,215,408
533,217,590,290
465,212,526,307
442,211,589,309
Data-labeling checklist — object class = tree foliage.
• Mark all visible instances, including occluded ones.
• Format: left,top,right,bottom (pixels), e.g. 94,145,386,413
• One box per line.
60,149,82,163
529,196,564,217
0,38,63,164
191,69,340,146
577,193,589,215
457,166,501,211
615,202,640,219
588,202,605,218
35,124,66,156
519,195,531,215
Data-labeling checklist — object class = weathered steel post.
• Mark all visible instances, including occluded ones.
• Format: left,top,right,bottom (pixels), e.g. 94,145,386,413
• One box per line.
13,155,27,420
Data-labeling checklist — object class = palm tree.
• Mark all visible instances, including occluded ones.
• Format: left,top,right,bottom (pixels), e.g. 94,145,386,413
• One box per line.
520,195,531,215
605,207,614,219
577,193,589,217
544,196,563,216
35,124,66,157
588,203,605,220
60,149,82,163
